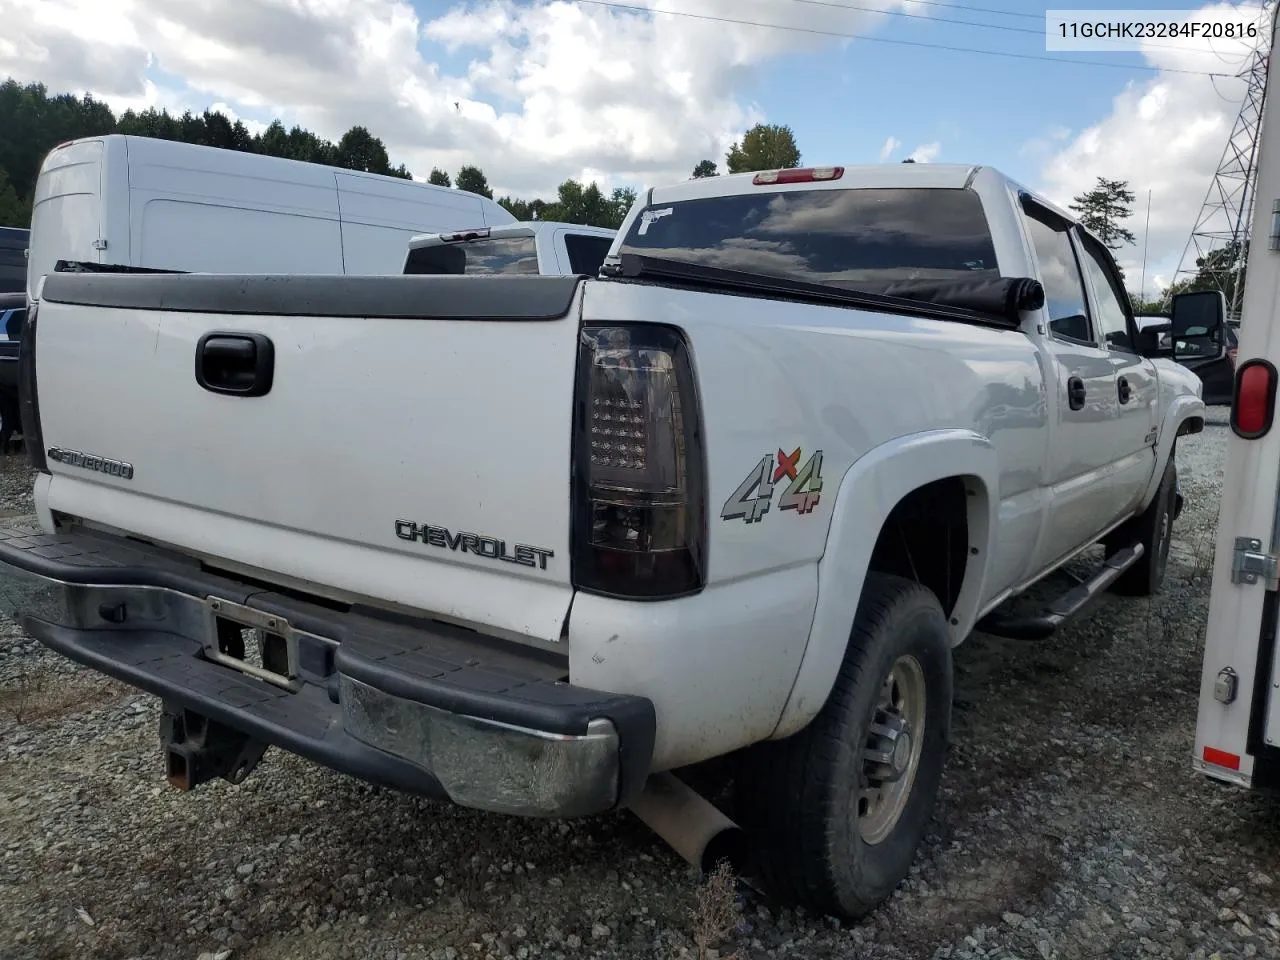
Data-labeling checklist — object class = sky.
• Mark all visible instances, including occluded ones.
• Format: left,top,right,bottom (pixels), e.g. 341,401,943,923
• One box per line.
0,0,1271,297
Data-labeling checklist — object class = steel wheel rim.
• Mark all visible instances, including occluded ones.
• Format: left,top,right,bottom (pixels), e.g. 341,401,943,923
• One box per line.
858,654,927,845
1157,486,1174,579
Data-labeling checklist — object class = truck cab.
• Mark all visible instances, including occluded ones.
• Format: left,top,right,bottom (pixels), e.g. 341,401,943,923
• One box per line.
402,222,616,277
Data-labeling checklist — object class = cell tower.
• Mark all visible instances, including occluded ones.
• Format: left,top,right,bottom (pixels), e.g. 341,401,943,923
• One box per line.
1170,6,1274,321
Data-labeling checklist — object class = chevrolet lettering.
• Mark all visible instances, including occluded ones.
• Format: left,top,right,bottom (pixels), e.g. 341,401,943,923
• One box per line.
394,520,555,570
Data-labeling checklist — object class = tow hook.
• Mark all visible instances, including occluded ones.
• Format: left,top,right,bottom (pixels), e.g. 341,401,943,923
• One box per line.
160,703,269,791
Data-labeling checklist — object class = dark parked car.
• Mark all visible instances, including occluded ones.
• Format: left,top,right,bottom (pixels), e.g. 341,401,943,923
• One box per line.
0,227,27,296
1137,313,1238,406
0,292,24,451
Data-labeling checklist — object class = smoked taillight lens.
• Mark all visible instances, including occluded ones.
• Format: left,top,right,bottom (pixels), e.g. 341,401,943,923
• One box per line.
1231,359,1277,439
571,324,706,599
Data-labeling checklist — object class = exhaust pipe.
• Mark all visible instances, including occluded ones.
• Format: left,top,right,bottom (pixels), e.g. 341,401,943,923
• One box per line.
628,771,746,873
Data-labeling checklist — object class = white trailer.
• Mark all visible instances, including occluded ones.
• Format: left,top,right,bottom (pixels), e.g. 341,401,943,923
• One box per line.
1194,14,1280,789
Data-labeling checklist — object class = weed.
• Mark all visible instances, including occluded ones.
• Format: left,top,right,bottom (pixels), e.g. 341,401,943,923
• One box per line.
688,859,742,960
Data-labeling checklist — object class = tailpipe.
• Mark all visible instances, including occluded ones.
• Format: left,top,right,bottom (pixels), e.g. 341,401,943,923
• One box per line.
628,771,746,874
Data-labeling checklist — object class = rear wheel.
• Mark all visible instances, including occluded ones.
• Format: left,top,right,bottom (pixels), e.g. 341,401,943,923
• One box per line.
735,573,952,920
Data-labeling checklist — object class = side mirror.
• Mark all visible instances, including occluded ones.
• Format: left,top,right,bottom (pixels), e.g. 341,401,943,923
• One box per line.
1136,319,1172,358
1169,289,1227,362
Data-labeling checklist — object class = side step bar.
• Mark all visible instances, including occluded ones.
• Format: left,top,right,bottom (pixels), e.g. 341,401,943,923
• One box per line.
976,543,1145,641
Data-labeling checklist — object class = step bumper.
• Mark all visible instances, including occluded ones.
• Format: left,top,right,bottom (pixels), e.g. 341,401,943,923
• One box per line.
0,524,655,817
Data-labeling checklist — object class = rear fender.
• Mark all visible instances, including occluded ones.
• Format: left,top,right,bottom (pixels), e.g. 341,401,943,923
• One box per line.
769,429,998,739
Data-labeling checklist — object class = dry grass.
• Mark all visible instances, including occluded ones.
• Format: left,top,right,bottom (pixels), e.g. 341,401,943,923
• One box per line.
688,860,742,960
0,672,130,725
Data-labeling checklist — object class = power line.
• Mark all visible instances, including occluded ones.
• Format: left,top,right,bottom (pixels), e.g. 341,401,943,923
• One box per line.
778,0,1044,36
872,0,1041,20
571,0,1242,77
779,0,1260,57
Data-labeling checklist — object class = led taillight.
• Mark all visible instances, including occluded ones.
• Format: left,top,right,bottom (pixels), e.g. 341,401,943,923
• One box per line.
752,166,844,186
571,324,706,599
1231,359,1277,439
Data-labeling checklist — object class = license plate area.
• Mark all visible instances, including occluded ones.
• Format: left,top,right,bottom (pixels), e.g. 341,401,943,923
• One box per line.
201,596,301,692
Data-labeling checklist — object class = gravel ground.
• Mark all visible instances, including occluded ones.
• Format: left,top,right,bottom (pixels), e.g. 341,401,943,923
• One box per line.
3,413,1280,960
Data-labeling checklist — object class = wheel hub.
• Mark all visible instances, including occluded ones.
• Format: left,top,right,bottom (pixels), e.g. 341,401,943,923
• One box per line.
857,655,927,845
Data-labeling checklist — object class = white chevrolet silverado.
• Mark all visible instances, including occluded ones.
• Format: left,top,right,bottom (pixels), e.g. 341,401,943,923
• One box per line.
0,163,1217,921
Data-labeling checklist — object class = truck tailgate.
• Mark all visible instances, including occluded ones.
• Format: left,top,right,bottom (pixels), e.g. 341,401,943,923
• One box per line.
32,273,583,645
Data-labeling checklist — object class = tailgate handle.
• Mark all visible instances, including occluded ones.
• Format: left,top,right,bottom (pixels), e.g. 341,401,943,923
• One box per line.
196,332,274,397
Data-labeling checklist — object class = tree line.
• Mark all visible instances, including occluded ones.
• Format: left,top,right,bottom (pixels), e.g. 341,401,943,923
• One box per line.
0,78,641,230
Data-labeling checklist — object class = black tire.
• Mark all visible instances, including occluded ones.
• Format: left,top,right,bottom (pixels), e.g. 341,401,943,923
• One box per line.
1107,450,1177,597
734,573,953,920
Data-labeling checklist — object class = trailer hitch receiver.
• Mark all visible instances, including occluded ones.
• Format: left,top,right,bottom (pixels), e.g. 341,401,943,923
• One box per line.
160,703,269,791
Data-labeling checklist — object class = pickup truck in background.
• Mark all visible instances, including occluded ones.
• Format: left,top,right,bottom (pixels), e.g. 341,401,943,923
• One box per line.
0,163,1213,922
402,221,616,277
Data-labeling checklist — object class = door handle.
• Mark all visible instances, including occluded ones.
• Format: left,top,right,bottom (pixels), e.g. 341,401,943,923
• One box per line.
195,332,275,397
1067,376,1086,411
1117,375,1131,405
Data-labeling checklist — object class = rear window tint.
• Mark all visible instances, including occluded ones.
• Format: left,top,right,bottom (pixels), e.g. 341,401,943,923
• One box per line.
617,187,999,294
404,237,539,275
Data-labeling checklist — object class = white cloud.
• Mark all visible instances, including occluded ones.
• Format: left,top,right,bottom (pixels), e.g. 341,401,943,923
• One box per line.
1035,1,1269,298
0,0,927,199
878,136,900,162
907,142,940,163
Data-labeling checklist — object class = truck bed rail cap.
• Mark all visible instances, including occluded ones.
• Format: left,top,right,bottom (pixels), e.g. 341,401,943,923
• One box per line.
39,272,584,321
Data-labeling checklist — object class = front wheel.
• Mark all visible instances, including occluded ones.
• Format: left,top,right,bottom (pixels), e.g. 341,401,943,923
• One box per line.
734,573,953,920
1107,450,1177,597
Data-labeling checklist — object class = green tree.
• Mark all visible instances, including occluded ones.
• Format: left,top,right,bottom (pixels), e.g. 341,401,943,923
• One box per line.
540,180,636,229
496,195,547,221
455,165,493,199
1163,240,1248,313
336,125,391,174
428,167,452,187
725,123,801,174
692,159,718,179
0,168,26,227
1069,176,1137,252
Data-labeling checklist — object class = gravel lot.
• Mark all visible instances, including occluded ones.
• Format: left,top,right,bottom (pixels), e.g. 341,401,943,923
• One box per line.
4,413,1280,960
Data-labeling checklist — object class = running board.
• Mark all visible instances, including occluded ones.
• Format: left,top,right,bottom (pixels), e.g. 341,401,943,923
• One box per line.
976,543,1145,640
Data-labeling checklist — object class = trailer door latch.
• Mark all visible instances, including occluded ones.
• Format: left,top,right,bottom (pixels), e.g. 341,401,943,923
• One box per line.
1232,537,1280,589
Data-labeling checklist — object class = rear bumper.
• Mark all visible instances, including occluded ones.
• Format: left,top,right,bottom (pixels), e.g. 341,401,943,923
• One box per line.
0,523,655,817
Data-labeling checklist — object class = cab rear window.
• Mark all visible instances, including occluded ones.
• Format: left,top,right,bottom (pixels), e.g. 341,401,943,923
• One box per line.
617,187,999,295
404,237,539,275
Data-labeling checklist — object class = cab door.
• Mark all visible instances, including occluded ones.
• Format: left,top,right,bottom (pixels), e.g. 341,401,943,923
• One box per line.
1021,200,1123,572
1074,228,1159,520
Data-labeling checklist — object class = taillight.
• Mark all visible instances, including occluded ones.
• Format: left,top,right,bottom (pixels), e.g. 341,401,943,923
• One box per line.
1231,358,1277,439
17,297,46,472
571,324,706,599
752,166,844,185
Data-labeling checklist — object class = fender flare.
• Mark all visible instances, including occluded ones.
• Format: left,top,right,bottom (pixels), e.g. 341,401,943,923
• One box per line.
1140,395,1205,510
769,429,1000,739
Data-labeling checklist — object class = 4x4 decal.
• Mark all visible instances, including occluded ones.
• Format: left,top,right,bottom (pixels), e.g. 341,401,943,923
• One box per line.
721,447,824,524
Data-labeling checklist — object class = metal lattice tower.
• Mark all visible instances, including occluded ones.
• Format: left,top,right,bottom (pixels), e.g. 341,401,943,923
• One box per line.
1171,7,1273,321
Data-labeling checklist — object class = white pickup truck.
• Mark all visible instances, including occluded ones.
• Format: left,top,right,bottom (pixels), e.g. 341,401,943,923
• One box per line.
0,163,1215,921
402,221,616,278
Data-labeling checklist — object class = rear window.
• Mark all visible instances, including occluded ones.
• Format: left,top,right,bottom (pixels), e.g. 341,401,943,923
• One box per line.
617,187,1000,294
404,236,539,275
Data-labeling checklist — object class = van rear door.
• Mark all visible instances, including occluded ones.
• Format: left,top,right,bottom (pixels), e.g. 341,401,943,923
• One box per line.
27,139,106,300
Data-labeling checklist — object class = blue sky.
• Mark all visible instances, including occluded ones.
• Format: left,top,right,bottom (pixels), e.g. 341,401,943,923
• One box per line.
2,0,1266,290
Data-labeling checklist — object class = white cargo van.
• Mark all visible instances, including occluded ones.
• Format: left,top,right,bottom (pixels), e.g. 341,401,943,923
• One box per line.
402,222,616,276
26,135,517,299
